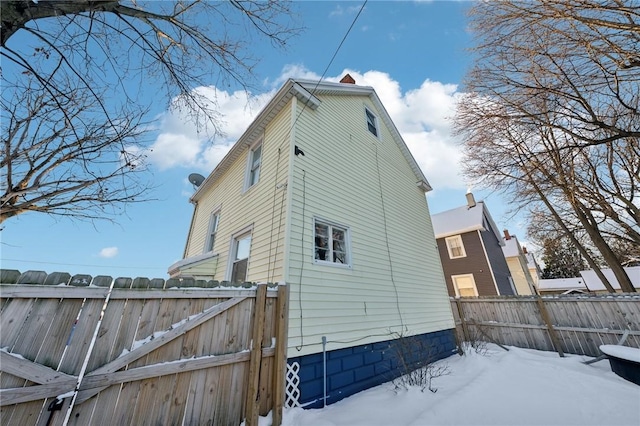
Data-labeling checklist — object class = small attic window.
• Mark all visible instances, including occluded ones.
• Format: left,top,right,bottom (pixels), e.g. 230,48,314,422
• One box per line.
365,107,379,137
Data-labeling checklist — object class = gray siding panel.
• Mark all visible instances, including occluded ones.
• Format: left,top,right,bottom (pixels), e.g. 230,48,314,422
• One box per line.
480,229,515,295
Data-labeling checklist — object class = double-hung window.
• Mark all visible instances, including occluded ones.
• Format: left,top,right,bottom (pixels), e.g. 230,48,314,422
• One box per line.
314,219,350,266
204,211,220,253
365,107,379,137
452,274,478,297
445,235,466,259
230,232,252,283
246,142,262,189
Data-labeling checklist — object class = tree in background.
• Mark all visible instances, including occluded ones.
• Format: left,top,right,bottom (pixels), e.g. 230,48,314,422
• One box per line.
1,1,299,224
455,0,638,292
540,237,587,279
609,239,640,267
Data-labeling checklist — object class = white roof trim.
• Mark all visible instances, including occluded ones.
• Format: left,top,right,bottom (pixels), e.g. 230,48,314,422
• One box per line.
435,225,485,240
432,201,502,244
191,80,320,202
192,78,431,201
168,252,219,275
295,79,431,192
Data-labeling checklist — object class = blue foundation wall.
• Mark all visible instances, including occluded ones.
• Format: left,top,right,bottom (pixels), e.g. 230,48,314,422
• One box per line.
288,328,457,408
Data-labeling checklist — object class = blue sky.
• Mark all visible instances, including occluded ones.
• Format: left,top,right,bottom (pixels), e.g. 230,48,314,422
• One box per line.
1,1,529,280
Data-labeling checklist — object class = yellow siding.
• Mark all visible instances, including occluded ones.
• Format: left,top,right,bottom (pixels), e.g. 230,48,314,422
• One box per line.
286,94,454,356
507,257,535,295
184,104,292,283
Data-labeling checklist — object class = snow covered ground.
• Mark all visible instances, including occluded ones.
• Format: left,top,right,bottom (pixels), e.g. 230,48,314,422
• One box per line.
256,344,640,426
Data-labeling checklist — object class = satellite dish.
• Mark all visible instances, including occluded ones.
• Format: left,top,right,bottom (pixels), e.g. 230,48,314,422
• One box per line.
188,173,205,187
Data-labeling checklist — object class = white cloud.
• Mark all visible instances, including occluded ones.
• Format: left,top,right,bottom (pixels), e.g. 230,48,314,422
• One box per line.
329,5,363,17
323,69,467,191
99,247,119,258
147,66,468,192
145,87,274,172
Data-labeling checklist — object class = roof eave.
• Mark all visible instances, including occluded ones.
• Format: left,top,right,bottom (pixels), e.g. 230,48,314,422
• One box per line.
190,80,320,202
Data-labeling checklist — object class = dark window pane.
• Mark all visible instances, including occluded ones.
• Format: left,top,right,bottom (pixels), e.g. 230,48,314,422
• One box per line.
231,258,248,283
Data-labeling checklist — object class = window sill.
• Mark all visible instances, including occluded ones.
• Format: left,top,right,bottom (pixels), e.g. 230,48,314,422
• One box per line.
313,260,352,270
242,182,260,195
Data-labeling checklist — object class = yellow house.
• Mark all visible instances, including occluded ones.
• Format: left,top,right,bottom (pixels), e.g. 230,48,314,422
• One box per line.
169,75,455,407
502,230,537,295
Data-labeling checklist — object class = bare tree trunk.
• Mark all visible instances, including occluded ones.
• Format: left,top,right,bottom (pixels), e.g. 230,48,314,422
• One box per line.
528,177,617,293
574,203,636,292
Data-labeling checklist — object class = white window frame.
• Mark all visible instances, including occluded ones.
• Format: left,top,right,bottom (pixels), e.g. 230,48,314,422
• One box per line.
204,209,221,253
313,218,352,268
244,140,263,191
226,225,253,282
445,235,467,259
452,274,478,297
364,106,379,138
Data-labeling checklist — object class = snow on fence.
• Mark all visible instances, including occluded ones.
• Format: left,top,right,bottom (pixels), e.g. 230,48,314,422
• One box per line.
0,270,290,426
451,294,640,357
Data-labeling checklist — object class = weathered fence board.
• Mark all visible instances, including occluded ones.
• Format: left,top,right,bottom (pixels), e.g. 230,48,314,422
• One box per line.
452,294,640,357
1,270,289,426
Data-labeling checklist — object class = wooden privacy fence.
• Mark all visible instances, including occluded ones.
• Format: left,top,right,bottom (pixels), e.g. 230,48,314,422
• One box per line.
451,294,640,357
0,270,290,426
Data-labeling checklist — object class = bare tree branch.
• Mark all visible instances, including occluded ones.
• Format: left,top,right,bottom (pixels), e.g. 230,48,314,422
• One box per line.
1,1,299,223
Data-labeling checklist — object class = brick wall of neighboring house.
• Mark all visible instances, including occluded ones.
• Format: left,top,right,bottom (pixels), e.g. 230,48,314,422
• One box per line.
436,231,498,296
288,329,457,408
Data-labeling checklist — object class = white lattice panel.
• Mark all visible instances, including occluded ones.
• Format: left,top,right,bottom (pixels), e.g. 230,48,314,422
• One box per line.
285,361,301,408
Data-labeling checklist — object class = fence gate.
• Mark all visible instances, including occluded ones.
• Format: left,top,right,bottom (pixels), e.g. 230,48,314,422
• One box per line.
0,273,289,426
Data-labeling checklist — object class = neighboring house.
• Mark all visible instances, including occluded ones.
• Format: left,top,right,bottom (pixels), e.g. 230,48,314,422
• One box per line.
524,248,542,287
169,75,456,407
580,266,640,292
431,194,516,297
502,230,537,295
537,277,587,294
537,266,640,294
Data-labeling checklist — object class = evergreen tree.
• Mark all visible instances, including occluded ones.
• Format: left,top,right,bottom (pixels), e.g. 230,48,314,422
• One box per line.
540,238,586,279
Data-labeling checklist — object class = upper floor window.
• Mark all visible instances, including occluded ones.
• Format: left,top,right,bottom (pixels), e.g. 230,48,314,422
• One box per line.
314,219,350,267
365,107,379,137
246,142,262,189
204,211,220,253
445,235,466,259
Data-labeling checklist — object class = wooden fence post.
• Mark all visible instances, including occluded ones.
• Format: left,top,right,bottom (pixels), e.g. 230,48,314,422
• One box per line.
455,298,470,343
271,284,290,426
245,284,268,426
536,296,565,357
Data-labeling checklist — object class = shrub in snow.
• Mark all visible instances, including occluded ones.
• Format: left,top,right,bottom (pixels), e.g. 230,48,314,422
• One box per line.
390,332,450,393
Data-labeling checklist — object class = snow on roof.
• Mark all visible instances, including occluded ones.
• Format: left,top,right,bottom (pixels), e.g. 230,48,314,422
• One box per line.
579,266,640,291
502,237,521,258
537,277,586,291
431,201,503,244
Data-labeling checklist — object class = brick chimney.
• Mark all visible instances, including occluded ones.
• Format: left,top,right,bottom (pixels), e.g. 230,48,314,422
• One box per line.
340,73,356,84
503,229,511,240
523,246,528,254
